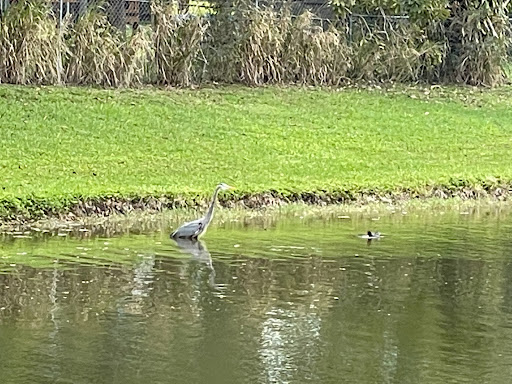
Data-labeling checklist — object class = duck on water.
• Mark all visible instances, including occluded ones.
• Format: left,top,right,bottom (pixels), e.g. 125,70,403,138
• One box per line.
358,231,382,240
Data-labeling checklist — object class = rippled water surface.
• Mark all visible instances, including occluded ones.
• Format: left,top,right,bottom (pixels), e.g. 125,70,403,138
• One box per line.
2,205,512,384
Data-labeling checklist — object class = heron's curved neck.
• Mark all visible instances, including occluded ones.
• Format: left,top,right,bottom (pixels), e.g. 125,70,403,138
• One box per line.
204,186,221,225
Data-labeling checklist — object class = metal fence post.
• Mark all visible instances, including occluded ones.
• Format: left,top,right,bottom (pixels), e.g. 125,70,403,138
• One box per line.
57,0,64,84
1,0,10,14
59,0,63,26
348,14,353,43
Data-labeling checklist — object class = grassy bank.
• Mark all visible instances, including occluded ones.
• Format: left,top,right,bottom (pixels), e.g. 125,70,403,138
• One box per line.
1,84,512,219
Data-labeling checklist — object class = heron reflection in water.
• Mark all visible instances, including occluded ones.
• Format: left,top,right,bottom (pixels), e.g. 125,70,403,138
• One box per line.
173,237,217,289
173,237,213,268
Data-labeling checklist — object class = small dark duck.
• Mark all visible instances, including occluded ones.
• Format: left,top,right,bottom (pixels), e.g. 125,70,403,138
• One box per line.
358,231,381,240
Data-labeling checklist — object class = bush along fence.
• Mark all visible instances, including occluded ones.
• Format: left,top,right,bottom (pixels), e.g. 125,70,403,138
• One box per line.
0,0,510,88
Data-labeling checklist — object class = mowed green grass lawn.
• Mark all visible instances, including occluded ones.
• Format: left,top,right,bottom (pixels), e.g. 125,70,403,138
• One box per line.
1,84,512,214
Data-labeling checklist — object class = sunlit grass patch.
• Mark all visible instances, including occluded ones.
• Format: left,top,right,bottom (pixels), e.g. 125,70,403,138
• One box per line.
1,84,512,218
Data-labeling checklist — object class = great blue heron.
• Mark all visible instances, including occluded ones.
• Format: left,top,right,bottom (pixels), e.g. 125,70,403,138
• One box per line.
170,183,235,239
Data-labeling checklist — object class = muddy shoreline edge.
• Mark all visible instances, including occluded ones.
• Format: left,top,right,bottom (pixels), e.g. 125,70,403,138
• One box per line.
2,184,511,231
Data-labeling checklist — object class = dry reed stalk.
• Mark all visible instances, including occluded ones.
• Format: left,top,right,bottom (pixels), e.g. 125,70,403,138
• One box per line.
205,6,351,86
236,7,287,85
1,0,507,88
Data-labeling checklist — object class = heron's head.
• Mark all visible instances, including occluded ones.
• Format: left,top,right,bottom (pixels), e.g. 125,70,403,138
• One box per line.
218,183,235,191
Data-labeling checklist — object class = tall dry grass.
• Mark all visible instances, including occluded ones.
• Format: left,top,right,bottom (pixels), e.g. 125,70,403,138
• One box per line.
0,0,65,84
152,2,207,86
443,0,510,86
122,26,154,86
283,12,350,85
237,7,288,84
0,0,510,87
348,16,446,83
66,10,125,86
204,6,351,86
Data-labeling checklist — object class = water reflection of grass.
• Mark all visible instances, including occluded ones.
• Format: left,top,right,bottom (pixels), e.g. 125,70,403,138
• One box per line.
0,233,170,271
1,85,512,217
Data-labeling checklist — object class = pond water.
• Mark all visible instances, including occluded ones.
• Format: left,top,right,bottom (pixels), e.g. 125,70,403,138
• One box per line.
1,205,512,384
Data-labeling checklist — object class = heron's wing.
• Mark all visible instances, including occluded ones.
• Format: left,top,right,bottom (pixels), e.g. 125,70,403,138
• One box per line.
171,218,204,238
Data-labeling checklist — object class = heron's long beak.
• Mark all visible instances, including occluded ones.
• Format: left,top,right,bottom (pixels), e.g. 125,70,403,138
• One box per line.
228,185,236,190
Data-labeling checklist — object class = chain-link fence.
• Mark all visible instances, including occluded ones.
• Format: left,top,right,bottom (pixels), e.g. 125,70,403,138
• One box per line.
0,0,335,30
0,0,432,35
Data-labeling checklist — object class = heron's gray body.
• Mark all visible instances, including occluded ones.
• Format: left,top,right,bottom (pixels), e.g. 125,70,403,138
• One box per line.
171,183,233,239
171,217,206,239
